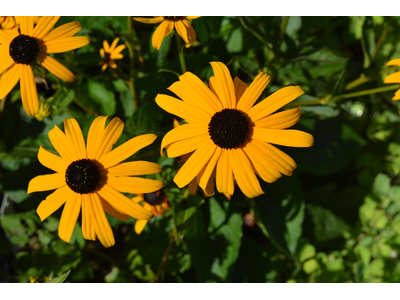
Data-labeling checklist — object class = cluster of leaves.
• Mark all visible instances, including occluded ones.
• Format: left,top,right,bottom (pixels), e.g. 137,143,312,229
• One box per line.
1,16,400,282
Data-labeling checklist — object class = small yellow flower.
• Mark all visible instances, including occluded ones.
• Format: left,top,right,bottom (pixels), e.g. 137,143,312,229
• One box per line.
133,16,200,50
156,62,314,198
35,101,52,121
384,59,400,100
28,116,164,247
99,37,126,72
133,190,171,234
0,16,90,116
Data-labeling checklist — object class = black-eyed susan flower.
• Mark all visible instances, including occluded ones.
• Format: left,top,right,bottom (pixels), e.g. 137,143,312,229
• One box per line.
99,37,126,72
156,61,314,198
0,16,90,116
384,59,400,100
133,190,171,234
133,17,199,50
27,116,164,247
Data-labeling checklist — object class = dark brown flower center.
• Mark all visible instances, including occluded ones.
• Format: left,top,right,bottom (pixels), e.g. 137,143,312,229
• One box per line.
208,108,250,149
103,52,111,62
144,192,161,205
9,34,39,65
163,16,186,21
65,159,100,194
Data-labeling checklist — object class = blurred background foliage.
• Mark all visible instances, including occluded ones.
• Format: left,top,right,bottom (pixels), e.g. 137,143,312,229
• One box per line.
2,16,400,283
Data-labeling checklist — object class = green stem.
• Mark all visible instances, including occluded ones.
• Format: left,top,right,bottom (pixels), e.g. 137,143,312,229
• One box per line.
175,33,186,74
371,16,393,63
288,84,400,107
238,16,272,50
126,16,138,112
153,228,176,283
278,16,290,50
345,66,399,90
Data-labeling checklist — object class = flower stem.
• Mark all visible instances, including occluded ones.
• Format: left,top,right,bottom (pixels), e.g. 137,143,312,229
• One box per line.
153,228,176,283
345,66,399,91
370,16,393,63
175,33,187,74
126,16,138,112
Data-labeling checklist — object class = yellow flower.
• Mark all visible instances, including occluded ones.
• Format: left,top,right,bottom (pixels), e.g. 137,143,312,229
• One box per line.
156,62,314,198
99,37,126,72
133,190,171,234
133,16,199,50
27,116,164,247
0,16,90,116
384,59,400,100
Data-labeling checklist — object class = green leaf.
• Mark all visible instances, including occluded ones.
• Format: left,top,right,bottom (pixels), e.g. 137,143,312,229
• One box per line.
373,173,390,198
226,28,243,53
299,244,316,263
45,270,71,283
303,258,319,274
87,80,116,116
173,194,205,232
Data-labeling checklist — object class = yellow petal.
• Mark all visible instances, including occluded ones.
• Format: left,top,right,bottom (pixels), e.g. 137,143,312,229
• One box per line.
152,20,174,50
387,59,400,67
36,185,71,221
107,161,161,176
252,127,314,148
248,86,304,121
255,106,301,129
0,29,12,44
174,20,189,44
210,62,236,109
37,53,75,82
27,173,66,194
174,140,216,188
233,76,248,103
20,16,34,36
230,149,263,198
0,63,21,100
199,147,221,193
38,145,68,173
216,149,234,195
42,21,82,42
186,16,201,20
63,118,86,160
109,37,120,52
384,72,400,84
135,219,148,234
31,16,60,39
20,64,39,116
41,36,90,53
100,196,130,221
165,134,210,158
58,192,81,243
237,72,270,112
106,176,164,194
82,194,96,240
93,117,124,161
160,123,208,156
0,50,15,79
89,192,115,248
97,184,153,220
100,133,157,169
86,116,108,160
156,94,211,125
183,19,196,46
133,17,164,24
48,125,76,163
392,89,400,100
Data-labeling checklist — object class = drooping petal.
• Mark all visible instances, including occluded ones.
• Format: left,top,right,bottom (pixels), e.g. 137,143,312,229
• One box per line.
63,118,86,160
48,125,76,163
160,123,208,156
92,117,124,161
89,192,115,248
210,62,236,109
174,20,189,44
254,106,301,129
216,149,235,196
100,133,157,169
0,63,21,100
42,21,82,42
135,219,148,234
82,194,96,241
183,19,196,47
38,146,68,173
236,72,270,112
384,72,400,84
155,94,212,125
165,134,210,158
199,147,221,193
152,20,174,50
86,116,108,160
27,173,66,194
20,64,39,116
107,161,161,177
248,86,304,121
100,196,130,221
36,185,71,221
233,76,248,104
37,53,75,82
230,149,263,198
133,17,164,24
40,36,90,53
106,176,164,195
174,140,216,188
96,184,153,220
252,127,314,148
58,192,81,243
31,16,60,39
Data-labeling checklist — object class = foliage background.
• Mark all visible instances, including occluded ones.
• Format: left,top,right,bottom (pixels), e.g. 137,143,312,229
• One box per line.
2,16,400,283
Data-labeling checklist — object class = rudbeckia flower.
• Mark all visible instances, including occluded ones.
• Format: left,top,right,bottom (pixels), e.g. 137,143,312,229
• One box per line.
384,59,400,100
133,191,171,234
0,16,90,116
156,61,314,198
27,116,164,247
133,16,199,50
99,37,126,72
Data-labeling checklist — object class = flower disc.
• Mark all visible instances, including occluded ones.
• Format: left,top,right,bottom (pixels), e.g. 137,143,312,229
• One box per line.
208,108,250,149
144,192,160,205
9,34,39,65
65,159,100,194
